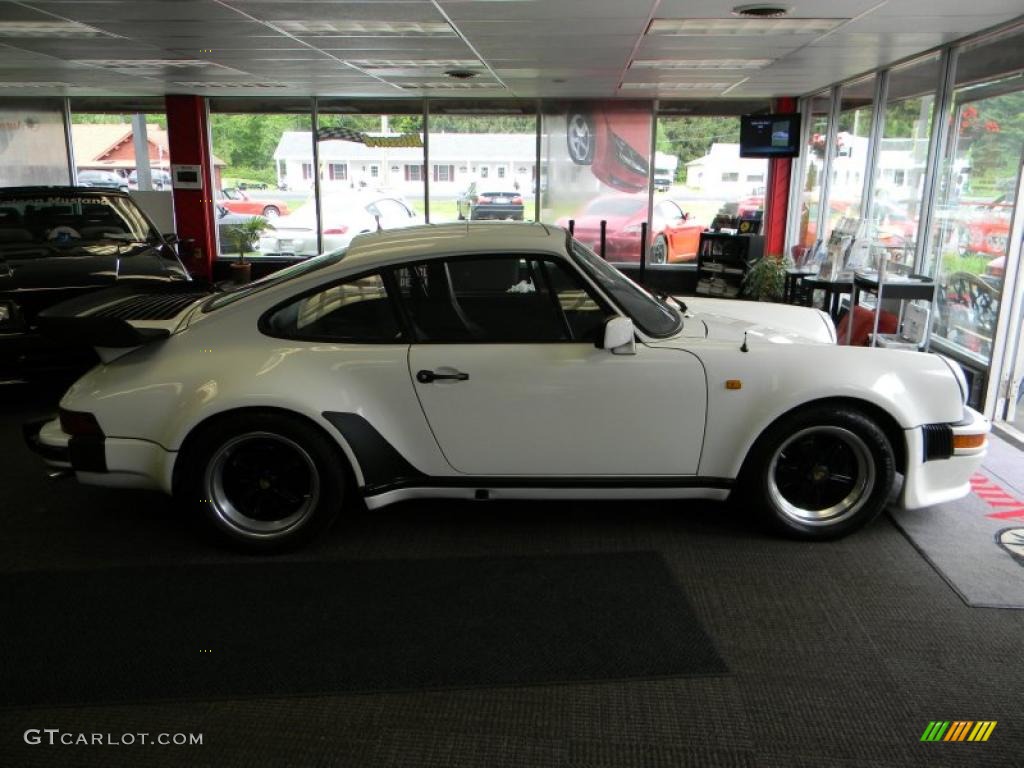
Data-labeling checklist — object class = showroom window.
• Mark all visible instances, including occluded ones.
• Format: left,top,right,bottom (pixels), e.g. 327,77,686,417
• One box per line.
648,102,771,267
392,256,605,343
430,100,537,223
824,76,877,241
542,101,652,264
264,273,402,343
867,54,943,254
924,24,1024,368
315,100,425,258
208,97,314,259
794,91,833,254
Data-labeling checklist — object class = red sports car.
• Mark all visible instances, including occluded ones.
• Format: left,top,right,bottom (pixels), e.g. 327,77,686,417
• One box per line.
556,196,702,264
218,188,290,218
566,107,651,193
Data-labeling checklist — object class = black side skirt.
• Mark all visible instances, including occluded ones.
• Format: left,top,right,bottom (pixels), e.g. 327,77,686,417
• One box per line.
322,411,732,499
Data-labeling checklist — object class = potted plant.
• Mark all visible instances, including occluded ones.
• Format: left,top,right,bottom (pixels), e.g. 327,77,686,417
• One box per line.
225,215,272,284
742,254,793,302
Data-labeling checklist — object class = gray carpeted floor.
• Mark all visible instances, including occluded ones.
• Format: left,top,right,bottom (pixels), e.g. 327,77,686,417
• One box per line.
2,385,1023,767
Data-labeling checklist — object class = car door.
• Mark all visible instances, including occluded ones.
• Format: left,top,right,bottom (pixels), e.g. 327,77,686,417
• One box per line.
397,254,707,476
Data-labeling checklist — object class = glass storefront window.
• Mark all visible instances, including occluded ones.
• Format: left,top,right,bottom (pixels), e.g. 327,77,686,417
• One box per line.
927,26,1024,367
654,112,768,264
315,101,425,257
869,54,942,259
826,77,875,240
795,92,832,254
427,101,536,225
208,98,313,259
541,101,652,264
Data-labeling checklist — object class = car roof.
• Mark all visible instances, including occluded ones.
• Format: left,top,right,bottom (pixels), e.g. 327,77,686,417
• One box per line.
340,222,566,270
0,185,130,198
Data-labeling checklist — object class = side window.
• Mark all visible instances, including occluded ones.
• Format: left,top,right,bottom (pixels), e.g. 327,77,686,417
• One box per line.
264,273,402,342
392,256,610,343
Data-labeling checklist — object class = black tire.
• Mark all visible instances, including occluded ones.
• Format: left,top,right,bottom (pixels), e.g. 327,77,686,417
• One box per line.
566,110,595,165
262,205,280,218
177,411,346,553
737,405,895,540
650,235,669,265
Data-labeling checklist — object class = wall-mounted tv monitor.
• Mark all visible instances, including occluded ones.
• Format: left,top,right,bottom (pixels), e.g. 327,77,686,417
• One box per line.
739,113,801,158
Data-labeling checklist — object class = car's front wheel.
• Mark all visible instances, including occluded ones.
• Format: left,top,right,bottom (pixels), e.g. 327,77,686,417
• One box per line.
178,412,346,552
262,205,280,218
740,405,895,539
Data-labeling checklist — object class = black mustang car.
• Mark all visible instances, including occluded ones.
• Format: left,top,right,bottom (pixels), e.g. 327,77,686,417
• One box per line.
0,186,204,383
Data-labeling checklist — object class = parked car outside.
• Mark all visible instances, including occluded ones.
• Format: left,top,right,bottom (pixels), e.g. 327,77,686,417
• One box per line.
128,169,172,190
258,192,421,258
566,107,650,193
0,186,195,382
76,169,129,193
557,196,703,263
456,184,524,221
27,222,988,552
218,188,290,218
215,205,264,256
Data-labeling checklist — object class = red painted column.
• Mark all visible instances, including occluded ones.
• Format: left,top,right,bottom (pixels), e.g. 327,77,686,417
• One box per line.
764,96,798,258
165,94,216,280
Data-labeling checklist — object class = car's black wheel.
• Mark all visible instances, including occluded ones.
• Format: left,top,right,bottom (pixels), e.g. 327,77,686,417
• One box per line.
262,205,280,218
738,405,895,540
178,412,346,553
567,110,595,165
650,235,669,265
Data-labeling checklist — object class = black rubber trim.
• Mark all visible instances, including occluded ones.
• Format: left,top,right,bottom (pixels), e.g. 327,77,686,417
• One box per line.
22,418,69,463
921,423,954,462
69,436,107,473
363,475,735,498
321,411,426,489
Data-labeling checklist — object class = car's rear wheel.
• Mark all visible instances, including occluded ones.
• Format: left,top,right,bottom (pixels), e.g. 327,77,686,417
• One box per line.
739,405,895,539
178,412,345,552
262,205,280,218
567,111,595,165
650,235,668,264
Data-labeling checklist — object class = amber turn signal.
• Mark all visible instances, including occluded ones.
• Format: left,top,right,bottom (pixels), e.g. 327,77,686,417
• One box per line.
725,380,742,390
953,433,987,450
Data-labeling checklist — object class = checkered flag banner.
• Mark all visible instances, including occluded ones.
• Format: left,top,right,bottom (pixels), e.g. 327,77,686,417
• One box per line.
316,127,423,148
316,126,367,143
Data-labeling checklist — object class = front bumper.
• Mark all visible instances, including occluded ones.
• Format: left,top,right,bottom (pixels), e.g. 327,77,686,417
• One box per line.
900,406,990,509
24,416,174,491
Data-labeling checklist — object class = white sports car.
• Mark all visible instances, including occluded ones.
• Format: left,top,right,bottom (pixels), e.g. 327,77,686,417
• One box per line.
27,223,989,552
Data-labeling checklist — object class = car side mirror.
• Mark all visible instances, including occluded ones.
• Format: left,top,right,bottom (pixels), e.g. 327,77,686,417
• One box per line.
600,316,636,355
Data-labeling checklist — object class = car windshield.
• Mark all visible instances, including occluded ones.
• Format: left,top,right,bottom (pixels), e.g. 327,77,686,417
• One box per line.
0,192,158,254
569,240,680,338
202,248,347,312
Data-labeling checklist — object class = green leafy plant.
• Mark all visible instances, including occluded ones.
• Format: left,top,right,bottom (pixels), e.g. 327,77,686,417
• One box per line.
742,254,793,301
226,216,272,265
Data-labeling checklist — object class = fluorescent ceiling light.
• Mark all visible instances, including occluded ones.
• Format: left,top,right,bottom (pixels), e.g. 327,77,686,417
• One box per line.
631,58,772,70
276,21,455,37
75,59,237,70
0,21,113,38
348,59,480,69
174,82,289,89
648,18,845,35
398,82,505,90
0,81,69,88
620,82,736,90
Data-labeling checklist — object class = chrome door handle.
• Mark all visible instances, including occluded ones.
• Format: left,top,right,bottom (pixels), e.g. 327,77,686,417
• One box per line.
416,369,470,384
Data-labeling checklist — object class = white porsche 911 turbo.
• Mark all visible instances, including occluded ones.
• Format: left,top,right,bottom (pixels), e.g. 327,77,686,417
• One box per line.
27,222,989,551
